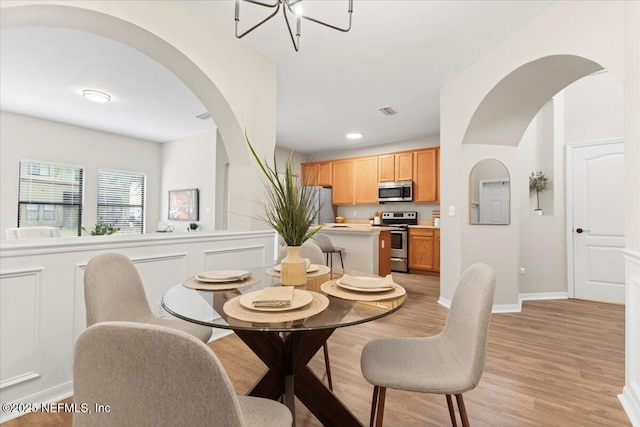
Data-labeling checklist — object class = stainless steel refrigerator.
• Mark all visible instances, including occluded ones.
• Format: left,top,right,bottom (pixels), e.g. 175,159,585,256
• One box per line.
309,186,336,225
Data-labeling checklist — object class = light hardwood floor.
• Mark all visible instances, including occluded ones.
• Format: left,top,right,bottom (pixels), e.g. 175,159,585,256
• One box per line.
3,273,629,426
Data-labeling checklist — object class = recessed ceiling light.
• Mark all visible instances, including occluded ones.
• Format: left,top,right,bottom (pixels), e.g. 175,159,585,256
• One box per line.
82,90,111,103
346,133,362,140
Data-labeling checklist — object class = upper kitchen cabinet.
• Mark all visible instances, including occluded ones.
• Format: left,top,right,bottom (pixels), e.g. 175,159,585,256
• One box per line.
332,159,355,204
301,162,318,186
316,162,332,187
301,161,332,187
378,152,413,182
413,148,439,203
354,156,378,204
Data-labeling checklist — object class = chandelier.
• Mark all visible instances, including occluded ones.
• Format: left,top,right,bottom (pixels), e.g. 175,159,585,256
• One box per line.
234,0,354,52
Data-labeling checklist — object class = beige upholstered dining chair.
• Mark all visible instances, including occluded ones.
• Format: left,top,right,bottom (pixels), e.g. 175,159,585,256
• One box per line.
84,252,211,343
360,263,495,427
276,240,334,390
313,233,345,275
74,322,293,427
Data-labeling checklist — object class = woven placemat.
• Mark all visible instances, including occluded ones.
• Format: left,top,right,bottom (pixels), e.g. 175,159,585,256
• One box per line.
183,273,261,291
321,280,406,301
223,290,329,323
266,264,331,278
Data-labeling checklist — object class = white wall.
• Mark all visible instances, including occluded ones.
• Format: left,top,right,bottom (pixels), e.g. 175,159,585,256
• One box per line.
440,1,638,421
160,129,217,232
564,72,625,144
310,135,439,162
0,112,162,238
440,1,626,307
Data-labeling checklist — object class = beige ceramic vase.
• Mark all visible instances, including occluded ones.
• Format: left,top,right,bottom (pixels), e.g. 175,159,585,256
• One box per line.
281,246,307,286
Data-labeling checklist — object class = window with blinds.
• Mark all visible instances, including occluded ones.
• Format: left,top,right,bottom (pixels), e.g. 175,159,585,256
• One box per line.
97,170,145,234
18,161,84,236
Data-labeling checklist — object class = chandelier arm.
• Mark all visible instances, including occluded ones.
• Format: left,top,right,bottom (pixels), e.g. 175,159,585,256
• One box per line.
300,12,353,33
283,0,353,33
282,3,300,52
235,0,282,39
242,0,280,7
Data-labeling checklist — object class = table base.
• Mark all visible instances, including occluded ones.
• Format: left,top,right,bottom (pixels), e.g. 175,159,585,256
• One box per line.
234,329,363,427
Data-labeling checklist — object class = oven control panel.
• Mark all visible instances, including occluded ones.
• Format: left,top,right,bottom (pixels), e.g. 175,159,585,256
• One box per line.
381,211,417,225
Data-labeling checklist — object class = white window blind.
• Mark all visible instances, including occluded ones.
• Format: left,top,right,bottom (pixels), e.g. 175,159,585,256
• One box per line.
18,161,84,236
97,170,145,234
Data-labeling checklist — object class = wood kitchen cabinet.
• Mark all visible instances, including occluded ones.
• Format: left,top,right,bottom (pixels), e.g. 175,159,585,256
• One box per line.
354,156,378,204
409,227,440,275
301,162,317,186
331,159,354,205
301,161,332,187
413,148,439,203
378,230,391,276
378,152,413,182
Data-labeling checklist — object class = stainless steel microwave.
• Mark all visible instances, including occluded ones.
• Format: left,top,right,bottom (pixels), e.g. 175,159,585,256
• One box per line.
377,181,413,202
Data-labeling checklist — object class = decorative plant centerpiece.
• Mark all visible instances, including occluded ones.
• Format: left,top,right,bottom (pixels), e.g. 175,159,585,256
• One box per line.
82,218,120,236
529,171,551,215
188,222,199,231
247,134,320,285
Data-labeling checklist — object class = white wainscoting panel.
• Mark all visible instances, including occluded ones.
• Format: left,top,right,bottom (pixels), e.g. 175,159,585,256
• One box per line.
203,245,267,271
0,230,275,422
0,268,42,390
620,249,640,426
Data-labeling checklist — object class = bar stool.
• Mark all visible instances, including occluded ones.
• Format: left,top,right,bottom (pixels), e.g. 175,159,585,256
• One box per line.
313,234,345,277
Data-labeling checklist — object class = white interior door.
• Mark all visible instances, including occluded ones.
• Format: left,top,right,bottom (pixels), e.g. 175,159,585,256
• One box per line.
572,141,625,303
479,180,510,224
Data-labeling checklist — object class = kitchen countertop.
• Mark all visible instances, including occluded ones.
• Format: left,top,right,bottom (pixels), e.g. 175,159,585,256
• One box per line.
317,224,396,232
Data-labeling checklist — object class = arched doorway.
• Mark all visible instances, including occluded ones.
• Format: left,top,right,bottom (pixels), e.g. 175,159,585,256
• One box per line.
0,2,276,230
460,54,624,305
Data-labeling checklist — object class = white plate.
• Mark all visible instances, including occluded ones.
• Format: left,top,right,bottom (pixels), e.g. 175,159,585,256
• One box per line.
196,270,251,283
239,289,314,312
336,278,395,293
272,264,320,273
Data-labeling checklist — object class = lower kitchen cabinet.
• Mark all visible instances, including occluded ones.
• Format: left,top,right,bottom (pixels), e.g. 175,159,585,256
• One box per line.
408,228,440,275
379,230,391,276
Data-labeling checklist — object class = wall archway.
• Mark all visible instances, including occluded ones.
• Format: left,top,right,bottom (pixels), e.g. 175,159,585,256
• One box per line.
0,2,277,230
461,55,605,147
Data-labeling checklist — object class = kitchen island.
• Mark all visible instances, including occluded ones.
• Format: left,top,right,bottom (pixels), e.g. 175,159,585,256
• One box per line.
315,224,393,276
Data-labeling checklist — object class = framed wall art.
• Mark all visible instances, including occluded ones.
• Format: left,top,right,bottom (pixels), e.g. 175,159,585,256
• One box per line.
168,188,199,221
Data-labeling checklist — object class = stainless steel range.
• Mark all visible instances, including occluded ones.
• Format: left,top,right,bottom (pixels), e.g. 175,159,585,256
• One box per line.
381,211,417,273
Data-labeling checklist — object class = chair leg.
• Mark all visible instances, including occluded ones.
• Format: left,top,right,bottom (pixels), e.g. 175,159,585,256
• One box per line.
338,250,344,273
455,394,470,427
446,394,458,426
369,386,379,427
322,342,333,391
375,386,387,427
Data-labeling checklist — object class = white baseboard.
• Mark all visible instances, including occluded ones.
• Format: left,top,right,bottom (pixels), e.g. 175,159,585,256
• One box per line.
438,292,568,314
437,296,450,308
519,291,569,301
619,383,640,427
0,382,73,423
209,329,233,342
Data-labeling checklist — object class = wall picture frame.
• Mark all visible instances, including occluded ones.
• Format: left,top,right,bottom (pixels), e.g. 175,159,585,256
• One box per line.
168,188,199,221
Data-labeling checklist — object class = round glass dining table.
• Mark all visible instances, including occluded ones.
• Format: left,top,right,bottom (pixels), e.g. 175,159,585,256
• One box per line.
162,266,407,427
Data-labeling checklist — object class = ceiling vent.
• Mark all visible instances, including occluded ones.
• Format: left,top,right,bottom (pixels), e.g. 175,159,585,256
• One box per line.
378,106,397,116
196,112,211,120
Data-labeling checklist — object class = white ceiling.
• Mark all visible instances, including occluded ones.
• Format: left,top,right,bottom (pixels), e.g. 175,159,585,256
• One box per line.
0,1,554,153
